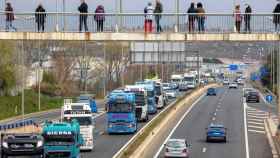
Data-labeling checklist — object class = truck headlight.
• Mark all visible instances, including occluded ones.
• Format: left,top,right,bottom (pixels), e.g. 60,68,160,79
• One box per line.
37,140,43,147
108,124,113,128
2,142,8,148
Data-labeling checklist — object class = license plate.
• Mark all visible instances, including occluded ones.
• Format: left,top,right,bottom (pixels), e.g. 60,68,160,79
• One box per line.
24,144,34,148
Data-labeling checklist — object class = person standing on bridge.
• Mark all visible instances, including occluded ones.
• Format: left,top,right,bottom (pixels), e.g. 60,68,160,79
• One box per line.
144,2,154,33
5,2,16,32
154,0,163,33
187,2,197,33
273,3,280,32
94,5,105,32
35,4,46,32
234,5,242,33
78,0,88,32
244,4,252,33
196,2,205,32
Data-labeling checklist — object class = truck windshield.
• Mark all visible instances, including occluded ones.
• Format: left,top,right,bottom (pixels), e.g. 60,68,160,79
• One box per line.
135,93,146,106
155,86,162,96
108,103,133,113
184,77,194,82
44,135,74,145
147,91,155,97
172,79,181,82
64,117,92,126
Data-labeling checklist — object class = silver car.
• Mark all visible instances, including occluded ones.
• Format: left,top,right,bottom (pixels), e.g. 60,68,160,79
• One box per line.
164,139,190,158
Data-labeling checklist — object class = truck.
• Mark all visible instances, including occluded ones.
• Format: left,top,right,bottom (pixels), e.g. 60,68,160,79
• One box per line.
125,85,149,122
106,92,137,134
1,133,43,158
135,82,157,114
77,94,98,113
62,100,94,151
154,82,166,109
171,74,183,89
42,120,83,158
183,73,197,89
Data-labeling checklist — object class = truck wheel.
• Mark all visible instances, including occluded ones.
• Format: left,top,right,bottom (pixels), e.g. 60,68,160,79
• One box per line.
2,153,8,158
145,114,149,122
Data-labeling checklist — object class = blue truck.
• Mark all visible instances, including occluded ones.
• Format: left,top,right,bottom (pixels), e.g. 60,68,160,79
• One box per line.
42,120,84,158
77,94,98,113
106,91,137,134
136,82,157,114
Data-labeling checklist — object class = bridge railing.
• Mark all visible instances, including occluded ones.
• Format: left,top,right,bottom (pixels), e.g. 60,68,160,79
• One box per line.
0,12,279,33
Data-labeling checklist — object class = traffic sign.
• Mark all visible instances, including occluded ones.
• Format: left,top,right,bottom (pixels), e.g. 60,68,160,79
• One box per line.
266,95,273,103
229,64,238,71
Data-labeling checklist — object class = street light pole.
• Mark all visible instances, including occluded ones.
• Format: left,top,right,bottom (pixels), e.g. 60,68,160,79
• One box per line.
63,0,66,31
277,42,280,123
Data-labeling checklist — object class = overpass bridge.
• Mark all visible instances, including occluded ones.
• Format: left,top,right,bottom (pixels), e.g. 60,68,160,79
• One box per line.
0,12,280,41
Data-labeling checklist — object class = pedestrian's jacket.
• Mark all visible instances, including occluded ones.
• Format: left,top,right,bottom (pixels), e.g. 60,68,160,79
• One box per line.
196,7,205,18
35,5,46,23
273,4,280,24
244,6,252,21
154,2,163,18
187,6,197,21
5,5,14,21
144,5,154,20
94,5,105,21
78,2,88,17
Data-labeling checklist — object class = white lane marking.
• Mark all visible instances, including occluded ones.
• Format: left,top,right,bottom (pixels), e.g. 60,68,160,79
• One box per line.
247,118,265,122
202,147,207,153
212,117,216,121
247,115,268,119
258,89,268,104
214,112,217,116
247,121,264,126
92,111,106,119
153,94,206,158
243,101,250,158
248,129,266,134
248,125,265,130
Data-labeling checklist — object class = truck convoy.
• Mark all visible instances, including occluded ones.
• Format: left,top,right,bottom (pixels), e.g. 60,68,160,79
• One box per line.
125,85,149,122
42,120,83,158
106,91,137,134
77,94,98,113
62,100,94,151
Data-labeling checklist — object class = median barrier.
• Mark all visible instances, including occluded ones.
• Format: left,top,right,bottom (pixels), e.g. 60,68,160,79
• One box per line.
0,119,36,132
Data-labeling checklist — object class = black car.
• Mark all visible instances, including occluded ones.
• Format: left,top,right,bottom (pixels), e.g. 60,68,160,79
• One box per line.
207,88,217,96
246,91,260,103
1,133,43,158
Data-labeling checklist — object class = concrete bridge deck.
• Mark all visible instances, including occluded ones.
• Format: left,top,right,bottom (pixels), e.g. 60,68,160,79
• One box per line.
0,32,279,41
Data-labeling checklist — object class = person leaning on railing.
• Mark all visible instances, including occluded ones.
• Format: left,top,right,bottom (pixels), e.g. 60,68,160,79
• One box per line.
234,5,242,33
144,2,154,33
196,2,205,33
35,4,46,32
273,3,280,32
94,5,105,32
78,0,88,32
244,4,252,33
154,0,163,33
187,2,197,33
5,2,16,32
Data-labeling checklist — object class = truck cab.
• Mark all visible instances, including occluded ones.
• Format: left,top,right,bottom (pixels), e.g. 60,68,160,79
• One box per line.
183,73,197,89
135,82,157,114
154,82,166,109
125,85,149,122
171,74,183,89
77,94,98,113
62,100,94,151
42,120,83,158
106,92,137,134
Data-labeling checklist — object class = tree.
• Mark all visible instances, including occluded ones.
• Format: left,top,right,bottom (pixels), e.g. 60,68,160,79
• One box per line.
0,41,16,96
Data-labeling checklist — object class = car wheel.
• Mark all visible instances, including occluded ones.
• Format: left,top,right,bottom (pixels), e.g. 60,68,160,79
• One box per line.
206,137,210,142
145,114,149,122
1,153,7,158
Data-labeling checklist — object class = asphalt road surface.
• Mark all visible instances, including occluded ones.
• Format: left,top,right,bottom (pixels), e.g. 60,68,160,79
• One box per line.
155,86,272,158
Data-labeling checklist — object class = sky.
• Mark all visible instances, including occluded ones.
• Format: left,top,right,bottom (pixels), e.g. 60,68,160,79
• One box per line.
1,0,278,13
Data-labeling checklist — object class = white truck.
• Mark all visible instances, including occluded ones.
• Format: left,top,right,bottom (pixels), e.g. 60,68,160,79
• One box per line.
171,74,183,90
125,85,149,122
183,73,197,89
62,99,94,151
154,82,166,109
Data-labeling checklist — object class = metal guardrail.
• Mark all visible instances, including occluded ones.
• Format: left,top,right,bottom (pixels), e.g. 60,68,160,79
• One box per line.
0,12,280,33
0,119,36,131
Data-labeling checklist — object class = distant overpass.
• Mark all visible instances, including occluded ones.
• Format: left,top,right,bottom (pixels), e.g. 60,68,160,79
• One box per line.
0,32,279,41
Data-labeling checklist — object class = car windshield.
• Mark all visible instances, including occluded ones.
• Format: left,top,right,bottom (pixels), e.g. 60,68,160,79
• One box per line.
172,79,181,82
249,92,258,95
64,117,92,126
208,88,215,92
209,127,225,131
108,103,133,113
184,77,194,82
166,140,185,148
162,83,169,87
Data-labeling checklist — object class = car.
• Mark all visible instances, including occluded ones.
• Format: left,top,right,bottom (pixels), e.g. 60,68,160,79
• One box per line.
165,89,177,99
207,88,217,96
243,88,254,97
229,83,238,89
223,80,229,85
246,91,260,103
164,139,190,158
206,124,227,142
237,79,244,85
162,83,172,91
1,133,44,158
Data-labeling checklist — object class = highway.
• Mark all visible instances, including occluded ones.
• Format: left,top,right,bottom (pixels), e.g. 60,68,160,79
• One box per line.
154,86,273,158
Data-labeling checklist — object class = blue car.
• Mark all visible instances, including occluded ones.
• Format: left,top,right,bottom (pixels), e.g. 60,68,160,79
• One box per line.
207,88,217,96
206,124,227,142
